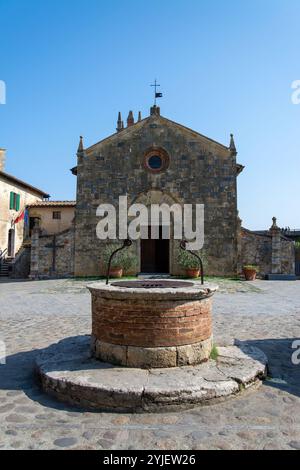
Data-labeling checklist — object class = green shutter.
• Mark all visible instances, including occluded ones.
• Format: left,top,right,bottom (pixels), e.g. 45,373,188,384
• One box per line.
16,194,20,211
9,192,14,210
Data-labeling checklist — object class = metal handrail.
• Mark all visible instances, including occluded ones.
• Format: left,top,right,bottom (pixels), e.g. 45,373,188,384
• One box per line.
0,248,7,264
106,239,133,285
180,240,204,285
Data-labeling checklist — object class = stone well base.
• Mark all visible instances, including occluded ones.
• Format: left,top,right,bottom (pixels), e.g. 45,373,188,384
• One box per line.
91,336,213,368
36,336,268,412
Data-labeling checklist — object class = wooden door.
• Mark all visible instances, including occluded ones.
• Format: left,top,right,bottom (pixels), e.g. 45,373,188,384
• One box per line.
140,226,169,273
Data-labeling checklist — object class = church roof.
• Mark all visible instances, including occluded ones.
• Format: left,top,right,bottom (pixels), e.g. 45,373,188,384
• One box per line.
85,113,230,154
71,111,242,175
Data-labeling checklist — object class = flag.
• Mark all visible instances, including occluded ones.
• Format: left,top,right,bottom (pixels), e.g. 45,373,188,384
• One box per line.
14,210,25,224
155,92,163,98
24,208,29,226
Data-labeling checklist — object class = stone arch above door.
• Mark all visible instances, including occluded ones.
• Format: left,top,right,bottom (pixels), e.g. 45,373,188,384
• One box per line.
130,189,183,275
131,189,182,207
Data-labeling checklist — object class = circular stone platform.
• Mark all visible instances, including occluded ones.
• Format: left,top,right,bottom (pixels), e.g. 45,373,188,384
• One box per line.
36,336,268,412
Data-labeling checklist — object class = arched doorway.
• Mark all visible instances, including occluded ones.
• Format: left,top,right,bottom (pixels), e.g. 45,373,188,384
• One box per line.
7,228,15,257
131,190,182,275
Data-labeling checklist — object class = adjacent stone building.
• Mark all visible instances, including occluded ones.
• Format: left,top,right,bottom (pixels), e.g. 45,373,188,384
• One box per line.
28,201,76,279
27,201,75,236
0,148,49,262
72,106,244,277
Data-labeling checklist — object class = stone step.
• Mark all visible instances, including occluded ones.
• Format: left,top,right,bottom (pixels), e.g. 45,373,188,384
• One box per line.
0,259,13,277
0,268,9,273
138,273,172,279
36,336,268,412
265,274,297,281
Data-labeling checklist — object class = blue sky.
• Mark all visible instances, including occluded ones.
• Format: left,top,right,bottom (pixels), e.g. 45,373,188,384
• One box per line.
1,0,299,230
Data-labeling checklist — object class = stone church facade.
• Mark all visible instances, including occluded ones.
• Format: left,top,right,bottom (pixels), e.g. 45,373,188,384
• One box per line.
15,105,295,280
72,106,244,277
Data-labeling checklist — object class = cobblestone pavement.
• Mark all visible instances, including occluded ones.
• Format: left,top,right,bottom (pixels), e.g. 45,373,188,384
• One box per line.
0,278,300,450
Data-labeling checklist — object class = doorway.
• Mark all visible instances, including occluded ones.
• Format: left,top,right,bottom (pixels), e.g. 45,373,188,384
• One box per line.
7,228,15,257
140,226,169,273
29,217,40,237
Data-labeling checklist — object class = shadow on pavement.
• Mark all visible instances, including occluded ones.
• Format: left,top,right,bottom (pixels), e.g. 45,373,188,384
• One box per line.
236,338,300,398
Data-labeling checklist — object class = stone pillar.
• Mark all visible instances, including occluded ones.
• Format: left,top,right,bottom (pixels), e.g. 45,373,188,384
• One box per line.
269,217,282,274
236,212,242,274
30,221,40,279
150,105,160,116
127,111,134,127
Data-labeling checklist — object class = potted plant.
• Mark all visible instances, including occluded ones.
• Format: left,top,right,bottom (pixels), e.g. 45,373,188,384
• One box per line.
243,265,258,281
102,245,137,278
178,248,205,278
109,263,123,278
117,251,138,276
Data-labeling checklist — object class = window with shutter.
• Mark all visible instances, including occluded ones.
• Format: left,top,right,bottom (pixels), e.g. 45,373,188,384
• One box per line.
9,192,21,211
9,192,14,210
16,194,20,211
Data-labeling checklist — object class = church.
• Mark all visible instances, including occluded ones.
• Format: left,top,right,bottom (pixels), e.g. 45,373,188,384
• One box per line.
71,104,244,277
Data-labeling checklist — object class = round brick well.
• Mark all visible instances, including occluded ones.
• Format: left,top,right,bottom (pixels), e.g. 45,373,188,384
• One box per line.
88,280,218,368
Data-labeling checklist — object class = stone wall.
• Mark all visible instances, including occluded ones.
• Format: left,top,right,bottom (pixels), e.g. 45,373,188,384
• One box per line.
239,229,272,276
30,226,75,278
281,236,295,274
239,226,295,277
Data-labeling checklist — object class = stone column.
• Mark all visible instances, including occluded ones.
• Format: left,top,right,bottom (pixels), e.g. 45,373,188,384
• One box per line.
30,221,40,279
269,217,282,274
236,212,242,275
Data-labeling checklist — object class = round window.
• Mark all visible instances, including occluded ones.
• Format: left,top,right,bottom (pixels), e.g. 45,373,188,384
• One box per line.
143,147,170,173
148,155,162,170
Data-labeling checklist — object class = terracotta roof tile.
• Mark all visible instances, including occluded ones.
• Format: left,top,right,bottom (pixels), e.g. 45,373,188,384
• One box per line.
27,200,76,208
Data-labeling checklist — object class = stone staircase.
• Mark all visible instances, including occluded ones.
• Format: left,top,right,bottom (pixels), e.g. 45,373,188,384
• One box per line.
0,257,14,277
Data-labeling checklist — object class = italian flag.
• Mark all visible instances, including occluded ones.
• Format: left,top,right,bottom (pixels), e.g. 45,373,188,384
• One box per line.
14,208,28,224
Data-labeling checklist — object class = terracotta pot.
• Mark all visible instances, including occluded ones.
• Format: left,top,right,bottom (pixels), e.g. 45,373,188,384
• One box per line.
186,268,200,278
243,268,257,281
109,267,123,278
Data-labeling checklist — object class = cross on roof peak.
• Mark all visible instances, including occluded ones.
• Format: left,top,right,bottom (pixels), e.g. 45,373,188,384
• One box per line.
150,79,163,106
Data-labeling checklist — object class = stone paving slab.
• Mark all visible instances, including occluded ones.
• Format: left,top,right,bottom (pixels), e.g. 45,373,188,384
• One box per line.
0,278,300,449
217,345,268,387
36,336,267,412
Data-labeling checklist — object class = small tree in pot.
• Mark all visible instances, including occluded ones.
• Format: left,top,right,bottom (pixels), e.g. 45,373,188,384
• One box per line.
102,245,138,278
243,265,258,281
178,248,206,278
